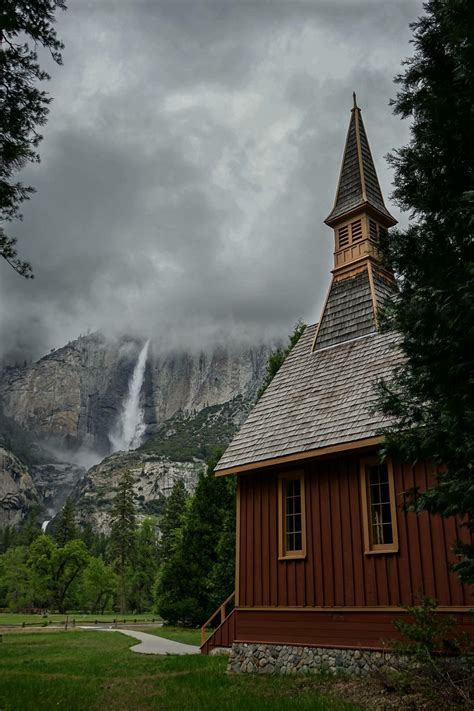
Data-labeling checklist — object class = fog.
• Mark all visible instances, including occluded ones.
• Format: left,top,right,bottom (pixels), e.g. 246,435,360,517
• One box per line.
0,0,421,363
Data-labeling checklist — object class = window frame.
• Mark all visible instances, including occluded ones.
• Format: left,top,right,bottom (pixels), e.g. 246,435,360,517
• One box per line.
278,470,307,561
360,457,399,555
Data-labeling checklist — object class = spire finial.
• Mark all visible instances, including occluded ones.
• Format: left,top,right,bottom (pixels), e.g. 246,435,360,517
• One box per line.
352,91,358,110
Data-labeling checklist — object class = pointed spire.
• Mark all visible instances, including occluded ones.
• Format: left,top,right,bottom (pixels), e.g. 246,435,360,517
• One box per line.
325,96,396,227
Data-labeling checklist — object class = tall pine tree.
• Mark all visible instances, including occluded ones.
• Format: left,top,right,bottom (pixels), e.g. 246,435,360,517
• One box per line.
159,479,188,564
129,518,159,612
379,0,474,583
154,451,235,626
53,497,77,547
109,471,137,613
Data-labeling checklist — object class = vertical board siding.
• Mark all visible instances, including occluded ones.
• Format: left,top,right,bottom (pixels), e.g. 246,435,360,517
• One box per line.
238,454,473,609
231,609,474,651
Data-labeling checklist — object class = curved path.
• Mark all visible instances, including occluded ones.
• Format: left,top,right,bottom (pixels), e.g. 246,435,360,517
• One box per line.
80,627,200,655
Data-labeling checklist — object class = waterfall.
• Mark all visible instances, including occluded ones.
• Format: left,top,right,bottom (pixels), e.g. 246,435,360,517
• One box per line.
109,339,150,453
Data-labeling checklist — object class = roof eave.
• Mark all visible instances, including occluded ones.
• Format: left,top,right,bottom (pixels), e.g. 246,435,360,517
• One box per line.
324,202,398,229
214,435,384,477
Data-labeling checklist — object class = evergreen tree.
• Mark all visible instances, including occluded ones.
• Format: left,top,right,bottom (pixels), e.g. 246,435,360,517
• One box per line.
1,0,66,277
129,517,159,612
257,320,306,398
159,479,188,564
154,450,234,626
16,508,42,546
53,497,77,547
0,546,31,609
379,0,474,583
0,525,17,553
208,476,236,610
109,471,137,613
80,523,109,559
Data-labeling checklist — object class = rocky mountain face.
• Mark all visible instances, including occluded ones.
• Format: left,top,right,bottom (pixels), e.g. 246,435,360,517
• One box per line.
73,395,251,532
74,452,202,533
0,333,272,528
0,447,40,527
32,461,86,519
0,333,270,455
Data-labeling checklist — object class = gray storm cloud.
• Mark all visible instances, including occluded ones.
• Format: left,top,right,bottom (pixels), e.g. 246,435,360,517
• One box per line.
0,0,421,363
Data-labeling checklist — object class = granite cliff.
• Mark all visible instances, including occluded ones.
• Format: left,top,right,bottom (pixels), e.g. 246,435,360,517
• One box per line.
0,333,272,528
0,447,40,527
0,333,270,454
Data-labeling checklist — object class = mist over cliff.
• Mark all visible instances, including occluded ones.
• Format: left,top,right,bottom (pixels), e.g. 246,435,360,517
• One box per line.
0,330,273,528
0,332,272,453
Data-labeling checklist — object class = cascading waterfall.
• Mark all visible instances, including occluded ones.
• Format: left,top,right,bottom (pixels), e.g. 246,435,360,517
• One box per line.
109,339,150,453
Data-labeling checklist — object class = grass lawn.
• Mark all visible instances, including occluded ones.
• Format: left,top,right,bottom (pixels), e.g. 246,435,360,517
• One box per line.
0,631,362,711
137,625,201,647
0,612,158,626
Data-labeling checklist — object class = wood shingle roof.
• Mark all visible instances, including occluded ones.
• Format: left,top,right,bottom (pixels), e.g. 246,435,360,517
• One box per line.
215,326,403,473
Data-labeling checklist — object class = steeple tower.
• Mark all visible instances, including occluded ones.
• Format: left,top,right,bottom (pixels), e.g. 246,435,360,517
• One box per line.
325,94,397,275
313,97,398,351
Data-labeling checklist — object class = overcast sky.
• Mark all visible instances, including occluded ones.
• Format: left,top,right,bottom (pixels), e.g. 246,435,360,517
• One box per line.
1,0,422,362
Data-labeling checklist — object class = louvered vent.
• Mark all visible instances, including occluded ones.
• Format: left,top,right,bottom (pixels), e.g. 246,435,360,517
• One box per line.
379,226,388,242
338,225,349,248
351,219,363,242
369,219,378,241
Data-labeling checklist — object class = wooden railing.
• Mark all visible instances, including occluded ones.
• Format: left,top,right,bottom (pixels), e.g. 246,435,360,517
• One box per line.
200,591,235,646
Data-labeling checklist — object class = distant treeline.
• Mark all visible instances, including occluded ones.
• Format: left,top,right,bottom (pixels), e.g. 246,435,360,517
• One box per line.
0,451,234,626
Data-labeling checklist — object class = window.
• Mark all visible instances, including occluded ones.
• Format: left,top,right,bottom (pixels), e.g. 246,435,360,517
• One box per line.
278,472,306,559
360,458,398,554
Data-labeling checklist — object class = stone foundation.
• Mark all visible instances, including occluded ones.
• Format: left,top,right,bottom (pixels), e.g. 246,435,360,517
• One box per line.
228,642,396,676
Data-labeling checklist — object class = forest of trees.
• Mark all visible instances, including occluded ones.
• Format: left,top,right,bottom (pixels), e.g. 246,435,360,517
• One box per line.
0,454,235,623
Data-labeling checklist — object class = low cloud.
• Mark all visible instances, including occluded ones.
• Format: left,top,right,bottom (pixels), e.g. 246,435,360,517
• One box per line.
0,0,421,363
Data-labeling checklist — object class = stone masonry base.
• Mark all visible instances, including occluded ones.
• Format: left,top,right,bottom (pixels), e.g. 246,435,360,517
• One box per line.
228,642,396,676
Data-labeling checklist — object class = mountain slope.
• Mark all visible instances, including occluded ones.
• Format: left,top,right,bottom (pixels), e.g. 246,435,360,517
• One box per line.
74,396,250,531
0,334,272,454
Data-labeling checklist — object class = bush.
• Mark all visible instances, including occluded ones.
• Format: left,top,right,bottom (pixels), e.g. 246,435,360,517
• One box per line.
384,597,473,708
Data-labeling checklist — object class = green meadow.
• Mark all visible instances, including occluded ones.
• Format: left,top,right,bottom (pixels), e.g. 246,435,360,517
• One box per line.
0,631,360,711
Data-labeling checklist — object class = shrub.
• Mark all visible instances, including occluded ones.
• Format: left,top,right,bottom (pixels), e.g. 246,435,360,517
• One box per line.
385,597,473,708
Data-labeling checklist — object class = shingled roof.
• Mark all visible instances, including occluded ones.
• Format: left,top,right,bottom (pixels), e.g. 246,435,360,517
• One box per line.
325,95,396,227
215,326,403,473
313,265,398,351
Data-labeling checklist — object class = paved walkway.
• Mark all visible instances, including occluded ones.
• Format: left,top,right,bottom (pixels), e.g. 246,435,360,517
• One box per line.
80,627,200,655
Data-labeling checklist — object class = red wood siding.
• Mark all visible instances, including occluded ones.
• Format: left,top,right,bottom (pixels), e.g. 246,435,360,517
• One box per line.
237,453,473,609
233,608,474,650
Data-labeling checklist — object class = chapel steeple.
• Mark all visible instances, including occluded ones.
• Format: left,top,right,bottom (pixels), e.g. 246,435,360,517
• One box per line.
325,94,397,277
312,97,398,352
